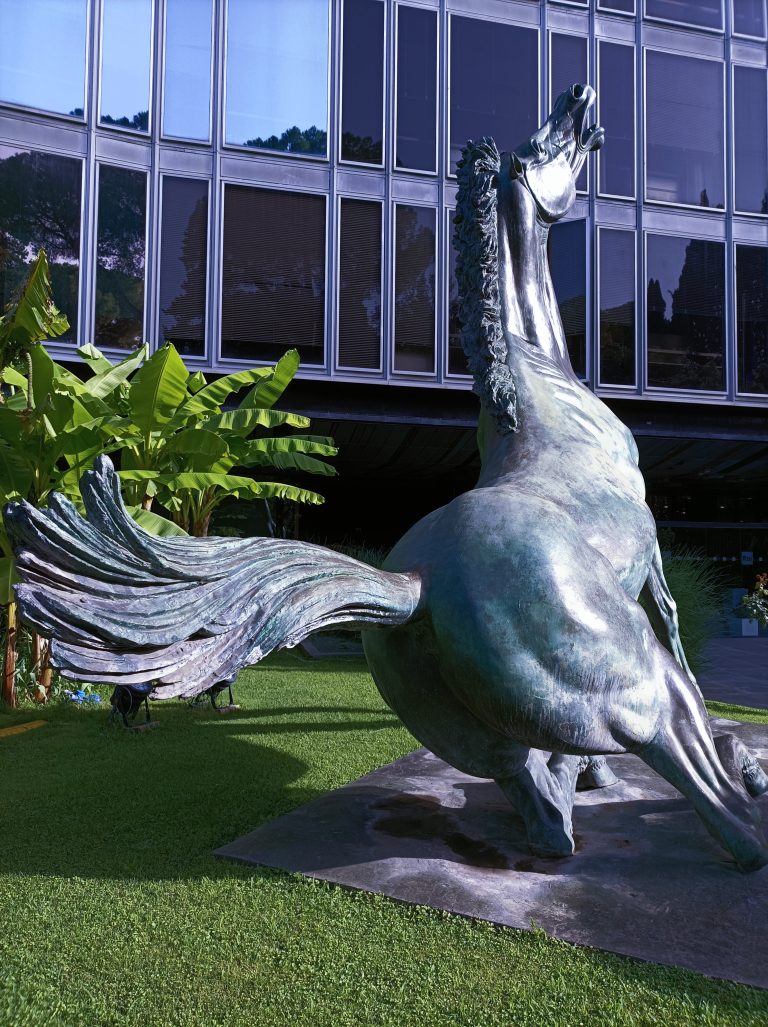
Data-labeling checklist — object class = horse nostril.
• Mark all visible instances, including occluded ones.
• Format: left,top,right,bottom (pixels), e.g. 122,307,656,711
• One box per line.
571,84,584,99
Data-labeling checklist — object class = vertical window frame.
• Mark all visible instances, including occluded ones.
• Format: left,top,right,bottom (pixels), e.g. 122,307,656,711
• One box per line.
731,62,768,219
643,47,727,213
98,0,156,136
334,195,385,374
596,225,637,389
92,160,150,351
156,172,212,358
160,0,215,144
339,0,386,169
221,0,332,161
393,2,439,177
391,200,437,378
597,38,636,201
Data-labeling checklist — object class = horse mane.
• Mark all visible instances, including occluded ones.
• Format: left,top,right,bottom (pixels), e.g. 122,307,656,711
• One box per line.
453,137,518,434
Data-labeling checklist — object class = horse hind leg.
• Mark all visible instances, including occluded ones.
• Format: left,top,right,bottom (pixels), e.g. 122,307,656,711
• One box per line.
496,750,583,858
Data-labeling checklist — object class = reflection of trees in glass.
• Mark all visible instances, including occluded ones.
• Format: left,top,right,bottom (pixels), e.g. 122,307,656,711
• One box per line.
394,206,435,372
737,246,768,395
599,299,635,385
243,125,326,155
647,238,724,390
340,132,381,164
95,165,146,349
160,190,208,356
100,110,149,131
0,148,81,341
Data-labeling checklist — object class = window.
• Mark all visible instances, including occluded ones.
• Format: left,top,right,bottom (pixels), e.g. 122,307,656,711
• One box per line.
645,51,724,209
95,165,147,349
159,177,208,356
0,146,81,342
736,246,768,394
0,0,87,116
644,0,723,30
733,0,767,37
225,0,329,156
447,229,469,375
449,17,537,172
341,0,384,165
163,0,213,140
734,67,768,216
548,220,587,380
393,205,436,373
599,230,636,387
221,186,325,365
338,200,382,370
646,234,725,391
551,34,588,192
396,5,438,173
598,42,635,199
100,0,153,131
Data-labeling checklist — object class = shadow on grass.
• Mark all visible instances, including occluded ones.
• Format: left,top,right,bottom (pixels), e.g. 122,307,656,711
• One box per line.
0,677,404,884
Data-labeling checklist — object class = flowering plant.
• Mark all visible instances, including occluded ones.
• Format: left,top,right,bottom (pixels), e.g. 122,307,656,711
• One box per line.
740,574,768,628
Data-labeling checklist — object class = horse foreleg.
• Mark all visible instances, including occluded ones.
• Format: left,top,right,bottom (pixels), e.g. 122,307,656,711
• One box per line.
641,540,697,685
496,750,582,857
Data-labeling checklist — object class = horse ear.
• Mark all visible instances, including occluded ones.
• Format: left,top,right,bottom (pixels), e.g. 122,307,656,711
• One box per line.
509,151,524,180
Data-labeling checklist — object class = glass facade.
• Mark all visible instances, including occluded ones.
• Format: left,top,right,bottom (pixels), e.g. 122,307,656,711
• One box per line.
0,0,764,412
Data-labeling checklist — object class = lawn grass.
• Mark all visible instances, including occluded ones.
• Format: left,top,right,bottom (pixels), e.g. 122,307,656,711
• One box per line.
1,652,767,1026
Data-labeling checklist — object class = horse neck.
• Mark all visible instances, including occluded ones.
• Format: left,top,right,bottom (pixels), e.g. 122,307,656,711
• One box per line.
497,205,570,370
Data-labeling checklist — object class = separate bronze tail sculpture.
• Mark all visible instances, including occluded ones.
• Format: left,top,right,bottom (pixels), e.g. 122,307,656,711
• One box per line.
6,87,768,870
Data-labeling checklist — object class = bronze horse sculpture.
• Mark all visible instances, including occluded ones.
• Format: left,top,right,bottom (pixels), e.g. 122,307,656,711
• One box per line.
6,86,768,871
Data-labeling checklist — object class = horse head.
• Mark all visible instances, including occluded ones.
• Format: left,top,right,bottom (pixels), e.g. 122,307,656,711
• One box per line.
507,84,604,223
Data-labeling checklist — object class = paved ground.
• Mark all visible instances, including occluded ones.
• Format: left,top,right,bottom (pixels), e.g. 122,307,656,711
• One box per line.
698,638,768,708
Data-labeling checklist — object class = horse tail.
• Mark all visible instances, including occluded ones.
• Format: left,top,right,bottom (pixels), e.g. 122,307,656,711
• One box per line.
453,136,517,434
5,457,423,699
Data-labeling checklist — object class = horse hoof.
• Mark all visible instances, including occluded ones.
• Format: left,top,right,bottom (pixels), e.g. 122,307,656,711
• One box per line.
576,756,619,791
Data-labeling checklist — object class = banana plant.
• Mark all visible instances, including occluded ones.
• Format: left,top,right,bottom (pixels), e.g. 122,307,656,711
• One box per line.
112,342,337,536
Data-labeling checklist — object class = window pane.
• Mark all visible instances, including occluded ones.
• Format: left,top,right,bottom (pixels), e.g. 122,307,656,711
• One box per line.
0,146,81,341
394,206,435,373
551,34,588,192
100,0,153,131
733,0,767,36
644,0,723,29
163,0,213,140
450,17,538,171
447,234,469,375
599,230,636,386
222,186,325,364
225,0,329,156
341,0,384,164
646,235,724,391
95,165,146,349
737,245,768,394
0,0,87,116
734,67,768,215
598,0,635,12
338,200,382,369
646,52,723,208
159,178,208,356
548,220,587,379
598,42,635,198
396,6,437,172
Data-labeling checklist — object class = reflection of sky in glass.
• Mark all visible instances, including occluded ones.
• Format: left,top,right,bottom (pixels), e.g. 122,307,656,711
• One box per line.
101,0,153,129
226,0,329,148
0,0,87,115
163,0,212,139
647,234,689,318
